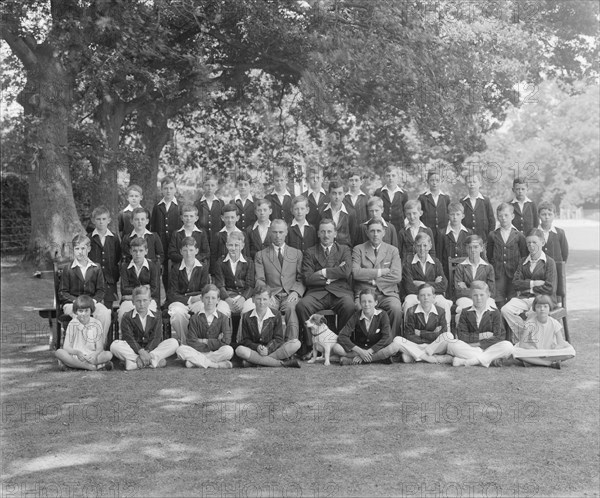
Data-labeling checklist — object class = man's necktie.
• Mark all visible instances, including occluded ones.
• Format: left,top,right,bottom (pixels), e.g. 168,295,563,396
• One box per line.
278,247,284,266
374,247,378,258
325,247,330,258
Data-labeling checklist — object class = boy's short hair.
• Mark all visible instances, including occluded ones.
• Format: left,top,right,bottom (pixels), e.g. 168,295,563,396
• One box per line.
347,169,364,180
414,232,432,245
513,177,528,187
132,285,151,299
532,294,554,310
73,294,95,314
202,283,220,296
222,203,239,216
537,201,556,214
273,168,288,179
527,228,545,240
427,170,440,181
328,179,344,192
465,234,483,246
291,195,308,207
203,175,219,185
227,231,245,244
366,218,385,230
131,207,149,219
160,175,176,187
307,167,322,177
470,280,489,293
496,202,514,215
254,283,272,297
181,236,198,248
237,173,253,184
255,198,272,209
319,218,336,231
72,234,90,247
404,199,421,212
367,196,384,208
359,288,377,300
383,165,397,174
417,283,435,295
448,202,464,214
92,205,110,219
130,237,148,249
466,171,481,182
126,184,143,196
181,203,198,215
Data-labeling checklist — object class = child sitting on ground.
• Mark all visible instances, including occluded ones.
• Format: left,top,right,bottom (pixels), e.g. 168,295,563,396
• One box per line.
55,295,113,371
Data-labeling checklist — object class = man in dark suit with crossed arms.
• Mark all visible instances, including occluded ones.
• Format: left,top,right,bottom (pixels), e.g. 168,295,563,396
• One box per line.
295,218,355,359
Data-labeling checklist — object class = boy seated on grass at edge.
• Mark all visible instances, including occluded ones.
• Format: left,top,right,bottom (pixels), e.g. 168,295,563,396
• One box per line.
447,281,513,368
110,285,178,370
512,295,575,369
332,288,400,366
55,295,114,371
235,284,301,368
392,284,454,364
175,284,235,369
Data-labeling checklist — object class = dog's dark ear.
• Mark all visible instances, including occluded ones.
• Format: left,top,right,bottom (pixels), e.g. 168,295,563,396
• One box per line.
319,316,327,325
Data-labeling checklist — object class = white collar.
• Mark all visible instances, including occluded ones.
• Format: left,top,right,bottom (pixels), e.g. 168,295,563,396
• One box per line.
291,219,307,227
424,190,446,197
411,254,435,265
201,309,220,321
360,309,383,321
235,194,254,203
364,218,388,227
446,224,469,234
123,204,137,212
415,304,438,315
132,308,155,319
158,197,178,206
250,307,276,321
200,195,217,203
467,304,495,314
461,258,489,266
71,259,97,269
381,185,403,194
92,228,114,238
253,220,271,229
524,252,547,264
128,258,150,270
462,193,485,201
223,253,247,263
308,188,326,196
177,225,201,233
219,226,243,234
273,244,286,252
539,224,557,234
179,259,202,270
130,228,152,237
273,190,292,197
511,197,532,204
405,220,427,229
345,191,366,197
499,225,519,232
323,203,348,214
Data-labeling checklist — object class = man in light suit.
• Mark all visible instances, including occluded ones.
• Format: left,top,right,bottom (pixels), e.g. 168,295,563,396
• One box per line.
352,218,403,336
295,219,355,358
254,219,305,340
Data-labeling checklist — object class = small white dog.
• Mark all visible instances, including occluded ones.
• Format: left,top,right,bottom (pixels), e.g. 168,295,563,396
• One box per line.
305,314,338,366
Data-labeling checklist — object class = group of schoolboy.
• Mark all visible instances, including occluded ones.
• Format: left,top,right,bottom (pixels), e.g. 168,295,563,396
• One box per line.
55,167,574,372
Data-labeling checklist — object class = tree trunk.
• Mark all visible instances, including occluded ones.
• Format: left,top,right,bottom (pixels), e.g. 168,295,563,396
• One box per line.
19,53,84,266
131,105,172,207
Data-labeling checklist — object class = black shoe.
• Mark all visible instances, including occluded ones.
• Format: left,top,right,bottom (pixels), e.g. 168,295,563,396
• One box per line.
490,358,504,368
281,358,301,368
242,360,258,368
299,351,313,361
98,361,114,371
551,361,562,370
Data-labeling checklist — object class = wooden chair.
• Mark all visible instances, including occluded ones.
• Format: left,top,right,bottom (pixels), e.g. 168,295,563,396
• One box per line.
550,260,569,342
317,309,338,332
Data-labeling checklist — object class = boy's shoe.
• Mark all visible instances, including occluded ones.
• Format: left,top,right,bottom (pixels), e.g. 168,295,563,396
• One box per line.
490,358,504,368
98,361,113,371
281,358,301,368
242,360,257,368
452,357,467,367
551,361,562,370
185,360,195,368
215,361,233,369
57,360,70,371
299,351,313,361
155,358,167,368
339,356,355,366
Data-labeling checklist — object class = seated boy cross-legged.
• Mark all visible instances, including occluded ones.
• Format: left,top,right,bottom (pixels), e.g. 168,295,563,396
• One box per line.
55,295,114,371
447,281,514,367
176,285,234,369
393,284,454,364
332,288,400,365
110,285,178,370
235,284,301,368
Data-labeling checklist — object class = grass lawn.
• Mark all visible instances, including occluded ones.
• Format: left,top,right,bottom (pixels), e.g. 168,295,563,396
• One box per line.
1,242,599,497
